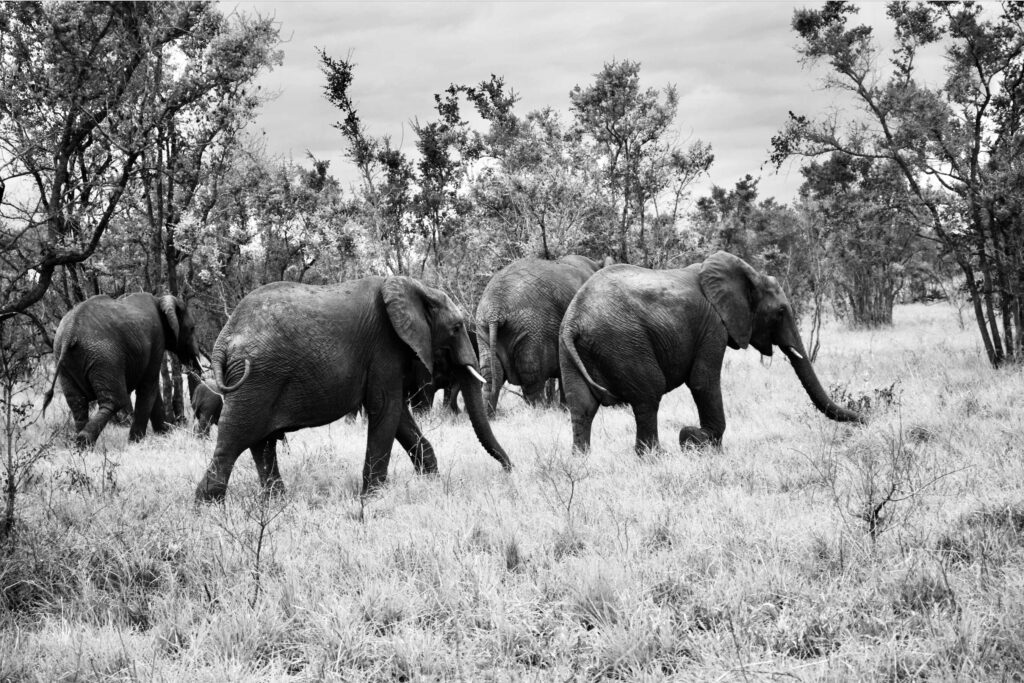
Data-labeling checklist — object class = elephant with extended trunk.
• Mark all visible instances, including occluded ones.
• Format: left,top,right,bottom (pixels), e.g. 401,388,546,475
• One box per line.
475,255,610,414
559,251,864,453
42,293,203,446
194,276,512,501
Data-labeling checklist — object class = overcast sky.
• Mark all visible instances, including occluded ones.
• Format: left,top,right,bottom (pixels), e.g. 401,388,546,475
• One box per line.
241,2,903,206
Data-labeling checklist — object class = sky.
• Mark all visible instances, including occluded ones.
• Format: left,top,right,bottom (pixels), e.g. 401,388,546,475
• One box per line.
240,1,908,206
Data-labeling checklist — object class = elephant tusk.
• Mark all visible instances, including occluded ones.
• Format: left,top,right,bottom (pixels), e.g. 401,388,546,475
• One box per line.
466,365,487,384
788,347,804,360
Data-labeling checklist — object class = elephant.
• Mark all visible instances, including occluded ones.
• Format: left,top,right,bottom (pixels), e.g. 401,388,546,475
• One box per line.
42,293,203,446
475,254,610,415
558,251,864,453
191,379,222,437
194,276,512,501
408,328,479,414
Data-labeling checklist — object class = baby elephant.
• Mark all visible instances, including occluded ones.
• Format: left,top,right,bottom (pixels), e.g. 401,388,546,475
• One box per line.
191,379,223,437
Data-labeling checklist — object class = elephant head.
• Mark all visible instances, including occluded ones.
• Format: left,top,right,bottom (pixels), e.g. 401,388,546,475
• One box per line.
699,251,863,423
382,278,512,470
158,295,203,373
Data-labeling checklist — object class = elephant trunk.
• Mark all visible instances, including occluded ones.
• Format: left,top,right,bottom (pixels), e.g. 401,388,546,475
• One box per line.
780,344,865,424
455,365,512,471
488,321,499,406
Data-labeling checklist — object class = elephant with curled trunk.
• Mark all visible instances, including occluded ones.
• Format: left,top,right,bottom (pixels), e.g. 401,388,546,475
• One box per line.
194,276,512,502
475,254,610,414
42,293,203,446
559,251,864,453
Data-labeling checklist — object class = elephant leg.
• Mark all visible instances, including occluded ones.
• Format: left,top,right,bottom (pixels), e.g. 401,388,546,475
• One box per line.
544,378,561,407
563,378,599,453
77,387,129,447
362,398,403,494
395,407,437,475
194,407,210,437
129,383,163,442
195,443,243,502
60,378,90,433
632,400,661,455
521,377,547,407
481,350,505,417
150,390,169,434
442,385,461,414
680,383,725,448
250,437,285,496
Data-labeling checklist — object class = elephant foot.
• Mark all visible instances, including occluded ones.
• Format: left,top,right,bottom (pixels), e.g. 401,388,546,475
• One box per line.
679,426,720,449
195,475,228,503
416,460,439,476
360,474,388,497
73,432,95,449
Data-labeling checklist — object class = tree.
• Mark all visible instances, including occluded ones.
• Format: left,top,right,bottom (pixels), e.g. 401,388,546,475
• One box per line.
0,2,222,323
134,9,280,420
570,59,712,264
184,145,355,345
772,2,1024,366
318,49,416,276
798,153,925,327
471,107,613,262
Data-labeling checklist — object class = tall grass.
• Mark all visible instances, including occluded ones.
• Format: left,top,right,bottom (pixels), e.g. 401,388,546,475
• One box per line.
2,303,1022,680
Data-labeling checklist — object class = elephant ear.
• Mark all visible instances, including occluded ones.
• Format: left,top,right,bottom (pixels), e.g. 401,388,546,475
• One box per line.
382,277,433,374
158,295,181,346
699,251,761,349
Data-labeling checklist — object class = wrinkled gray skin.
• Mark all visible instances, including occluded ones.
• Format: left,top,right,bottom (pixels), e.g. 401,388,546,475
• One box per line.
559,251,865,453
191,379,222,437
408,329,478,414
195,276,512,502
475,255,609,415
43,293,202,446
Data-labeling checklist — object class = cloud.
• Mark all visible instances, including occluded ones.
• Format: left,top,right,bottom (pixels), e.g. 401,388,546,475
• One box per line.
242,1,902,203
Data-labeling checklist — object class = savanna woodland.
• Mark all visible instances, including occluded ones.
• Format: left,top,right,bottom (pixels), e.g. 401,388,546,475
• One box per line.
2,1,1023,679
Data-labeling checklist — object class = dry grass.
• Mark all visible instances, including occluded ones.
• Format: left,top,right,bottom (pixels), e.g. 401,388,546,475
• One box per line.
3,303,1023,680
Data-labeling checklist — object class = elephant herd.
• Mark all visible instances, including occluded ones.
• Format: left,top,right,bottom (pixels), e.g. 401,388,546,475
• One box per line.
43,251,864,503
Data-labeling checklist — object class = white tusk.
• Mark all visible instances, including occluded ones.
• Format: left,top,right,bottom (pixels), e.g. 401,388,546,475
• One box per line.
788,347,804,360
466,365,487,384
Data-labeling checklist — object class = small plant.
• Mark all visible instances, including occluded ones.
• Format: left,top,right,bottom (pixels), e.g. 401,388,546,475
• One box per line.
1,319,53,542
808,421,963,546
830,380,901,414
534,445,592,527
207,484,291,608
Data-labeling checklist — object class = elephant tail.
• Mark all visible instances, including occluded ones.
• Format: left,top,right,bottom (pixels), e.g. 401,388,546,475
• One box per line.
41,341,69,417
488,321,500,402
212,350,251,395
560,322,613,399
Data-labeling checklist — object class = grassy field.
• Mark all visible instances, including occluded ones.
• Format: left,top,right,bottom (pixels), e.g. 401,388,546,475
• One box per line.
2,302,1023,681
